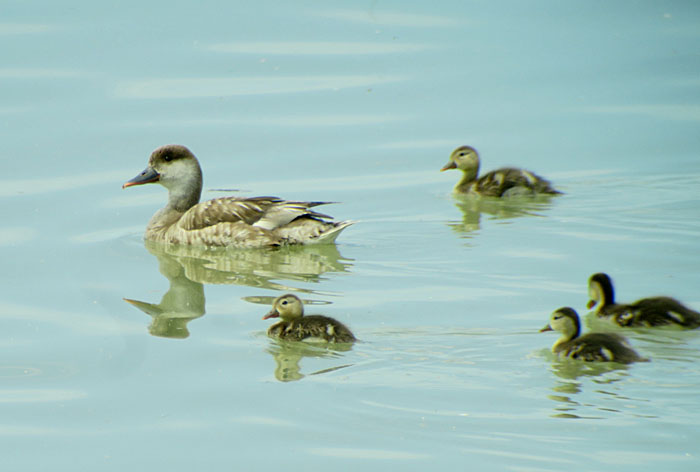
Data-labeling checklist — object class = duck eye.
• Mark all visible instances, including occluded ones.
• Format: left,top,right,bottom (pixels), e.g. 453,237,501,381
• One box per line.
163,153,172,162
281,300,288,305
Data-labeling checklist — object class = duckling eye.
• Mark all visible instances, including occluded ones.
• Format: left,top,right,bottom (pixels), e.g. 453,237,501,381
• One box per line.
163,153,173,162
281,300,288,306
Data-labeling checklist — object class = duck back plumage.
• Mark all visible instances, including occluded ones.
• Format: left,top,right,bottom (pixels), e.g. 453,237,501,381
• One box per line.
601,296,700,328
589,273,700,328
554,332,643,364
267,315,356,343
467,167,560,197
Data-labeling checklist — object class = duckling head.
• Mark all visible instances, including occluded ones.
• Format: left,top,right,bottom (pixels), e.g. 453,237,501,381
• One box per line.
123,144,203,211
441,145,480,180
263,294,304,321
540,307,581,342
587,272,615,310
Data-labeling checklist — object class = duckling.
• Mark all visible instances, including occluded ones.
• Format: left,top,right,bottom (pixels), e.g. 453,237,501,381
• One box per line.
540,307,644,364
440,145,561,197
587,272,700,328
123,144,353,248
262,294,356,343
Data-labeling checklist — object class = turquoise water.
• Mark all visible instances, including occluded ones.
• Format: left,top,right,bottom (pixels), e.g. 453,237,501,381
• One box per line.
2,1,700,470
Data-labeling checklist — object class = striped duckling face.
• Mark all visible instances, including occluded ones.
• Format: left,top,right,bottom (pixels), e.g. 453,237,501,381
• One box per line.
587,272,614,310
540,307,580,341
441,145,480,174
263,294,304,321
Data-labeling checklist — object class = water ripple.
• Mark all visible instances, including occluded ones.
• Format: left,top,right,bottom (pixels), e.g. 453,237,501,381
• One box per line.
208,41,433,55
115,75,405,99
0,389,86,403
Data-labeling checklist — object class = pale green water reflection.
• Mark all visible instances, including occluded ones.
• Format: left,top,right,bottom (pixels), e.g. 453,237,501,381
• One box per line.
123,244,206,339
446,194,559,236
123,240,352,337
265,339,353,382
139,239,352,289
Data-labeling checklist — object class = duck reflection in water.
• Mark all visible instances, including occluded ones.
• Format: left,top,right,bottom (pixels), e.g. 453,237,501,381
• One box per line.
123,243,205,339
265,340,353,382
447,193,559,236
248,294,355,382
539,307,647,418
545,360,638,419
441,145,561,235
123,240,353,339
538,337,636,419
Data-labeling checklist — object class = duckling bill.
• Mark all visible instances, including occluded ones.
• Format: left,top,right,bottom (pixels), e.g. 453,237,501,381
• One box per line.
263,294,355,343
541,307,645,364
123,144,353,248
588,272,700,328
441,145,561,197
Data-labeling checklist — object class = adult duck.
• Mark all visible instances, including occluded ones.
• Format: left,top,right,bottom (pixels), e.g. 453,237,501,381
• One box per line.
263,294,356,343
440,145,561,197
540,307,644,364
587,272,700,328
123,144,352,248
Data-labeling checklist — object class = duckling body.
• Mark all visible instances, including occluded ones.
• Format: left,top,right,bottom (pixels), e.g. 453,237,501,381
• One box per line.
123,145,352,248
540,307,644,364
588,273,700,328
263,294,355,343
441,145,561,197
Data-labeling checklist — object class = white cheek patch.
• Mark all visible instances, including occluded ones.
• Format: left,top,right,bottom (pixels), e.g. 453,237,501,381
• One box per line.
618,312,634,325
600,347,613,361
522,170,537,185
667,310,685,323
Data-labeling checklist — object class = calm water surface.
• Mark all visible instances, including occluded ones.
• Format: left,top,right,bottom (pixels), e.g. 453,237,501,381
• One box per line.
2,1,700,471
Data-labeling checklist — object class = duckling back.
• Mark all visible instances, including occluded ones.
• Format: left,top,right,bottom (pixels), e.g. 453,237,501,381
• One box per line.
610,297,700,328
556,332,644,364
267,315,356,343
472,168,561,197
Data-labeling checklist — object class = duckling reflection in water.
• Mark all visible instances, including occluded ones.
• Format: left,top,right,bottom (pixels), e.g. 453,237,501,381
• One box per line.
263,294,356,343
447,192,557,235
123,144,352,248
266,340,353,382
588,272,700,329
441,145,561,197
540,307,645,364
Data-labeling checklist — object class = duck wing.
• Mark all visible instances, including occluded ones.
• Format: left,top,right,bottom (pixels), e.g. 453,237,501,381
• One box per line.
560,333,640,363
271,315,355,343
300,315,356,343
475,168,559,197
178,196,333,231
624,297,700,328
159,197,349,247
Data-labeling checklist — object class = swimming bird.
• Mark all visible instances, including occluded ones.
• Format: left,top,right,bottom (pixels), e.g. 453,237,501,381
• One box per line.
587,272,700,328
540,307,644,363
123,144,352,248
262,294,356,343
440,145,561,196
